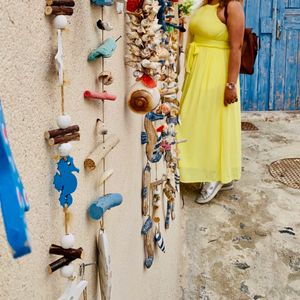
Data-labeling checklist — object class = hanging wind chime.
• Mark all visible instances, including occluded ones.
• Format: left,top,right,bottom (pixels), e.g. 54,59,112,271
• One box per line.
125,0,187,269
84,2,124,299
44,2,88,298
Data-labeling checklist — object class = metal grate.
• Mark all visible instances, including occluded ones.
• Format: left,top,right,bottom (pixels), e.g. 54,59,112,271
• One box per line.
269,158,300,189
241,121,259,131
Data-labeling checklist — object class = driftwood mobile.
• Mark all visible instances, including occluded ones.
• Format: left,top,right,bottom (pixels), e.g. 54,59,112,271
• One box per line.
125,0,188,269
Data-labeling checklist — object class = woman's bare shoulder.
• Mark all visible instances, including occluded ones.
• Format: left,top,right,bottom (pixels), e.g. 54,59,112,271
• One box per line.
227,0,244,11
227,1,244,16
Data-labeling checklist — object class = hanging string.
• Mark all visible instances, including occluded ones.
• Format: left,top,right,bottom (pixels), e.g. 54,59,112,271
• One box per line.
63,205,70,234
100,6,105,231
60,81,65,115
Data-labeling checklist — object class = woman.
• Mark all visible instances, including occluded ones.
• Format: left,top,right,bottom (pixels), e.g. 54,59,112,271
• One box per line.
177,0,245,203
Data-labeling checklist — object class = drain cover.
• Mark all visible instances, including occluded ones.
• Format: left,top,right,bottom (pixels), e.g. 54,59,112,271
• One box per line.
269,158,300,189
241,121,259,131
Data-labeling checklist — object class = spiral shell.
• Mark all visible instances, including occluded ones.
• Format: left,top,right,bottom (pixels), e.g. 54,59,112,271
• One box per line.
128,90,153,113
127,81,160,114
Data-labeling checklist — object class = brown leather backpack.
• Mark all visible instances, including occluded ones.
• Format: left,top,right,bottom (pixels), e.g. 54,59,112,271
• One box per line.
225,5,259,75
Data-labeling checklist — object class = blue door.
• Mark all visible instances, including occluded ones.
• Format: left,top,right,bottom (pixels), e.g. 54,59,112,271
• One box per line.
241,0,300,111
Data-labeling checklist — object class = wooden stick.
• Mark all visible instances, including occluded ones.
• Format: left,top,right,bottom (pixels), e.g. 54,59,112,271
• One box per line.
150,176,167,188
84,135,120,171
44,125,79,139
48,132,80,145
46,0,75,6
49,244,83,260
98,169,114,187
48,256,74,274
45,6,73,16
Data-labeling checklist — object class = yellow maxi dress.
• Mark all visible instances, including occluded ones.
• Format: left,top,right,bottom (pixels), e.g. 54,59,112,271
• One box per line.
177,4,241,184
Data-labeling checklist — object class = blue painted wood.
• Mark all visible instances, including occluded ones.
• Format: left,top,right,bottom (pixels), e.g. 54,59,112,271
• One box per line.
88,193,123,220
241,0,300,110
0,100,31,258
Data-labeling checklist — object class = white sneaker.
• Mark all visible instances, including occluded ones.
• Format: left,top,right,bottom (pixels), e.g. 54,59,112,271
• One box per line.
220,181,234,191
195,181,223,204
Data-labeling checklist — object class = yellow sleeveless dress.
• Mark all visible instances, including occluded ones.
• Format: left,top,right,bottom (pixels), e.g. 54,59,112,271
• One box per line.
177,4,241,184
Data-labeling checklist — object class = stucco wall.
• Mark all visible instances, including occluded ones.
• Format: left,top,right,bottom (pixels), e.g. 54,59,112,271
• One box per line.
0,2,182,299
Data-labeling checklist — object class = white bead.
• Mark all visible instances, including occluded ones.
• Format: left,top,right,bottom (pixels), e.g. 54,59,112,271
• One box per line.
61,234,75,249
60,264,74,278
58,143,72,157
54,15,68,29
57,115,72,129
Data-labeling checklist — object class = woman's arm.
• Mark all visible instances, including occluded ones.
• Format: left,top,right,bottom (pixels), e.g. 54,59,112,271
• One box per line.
224,1,245,106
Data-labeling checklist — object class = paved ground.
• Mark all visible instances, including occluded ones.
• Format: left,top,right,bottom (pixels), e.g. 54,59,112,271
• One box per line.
179,112,300,300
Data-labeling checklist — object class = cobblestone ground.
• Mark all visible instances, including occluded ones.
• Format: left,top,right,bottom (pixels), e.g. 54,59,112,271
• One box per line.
179,113,300,300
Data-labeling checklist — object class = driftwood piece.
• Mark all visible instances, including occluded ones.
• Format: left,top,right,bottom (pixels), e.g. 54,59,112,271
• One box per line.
144,231,155,268
84,90,117,101
48,256,74,274
84,135,120,171
98,169,114,187
44,125,79,139
48,132,80,145
46,0,75,6
45,6,74,16
142,163,151,216
97,229,112,300
49,244,83,260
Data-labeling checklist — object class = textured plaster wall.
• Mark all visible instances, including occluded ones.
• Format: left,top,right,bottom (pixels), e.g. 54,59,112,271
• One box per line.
0,2,182,299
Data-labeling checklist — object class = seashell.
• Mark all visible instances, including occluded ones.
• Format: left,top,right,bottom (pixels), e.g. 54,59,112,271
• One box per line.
133,70,143,78
143,0,153,6
160,103,171,114
129,15,141,26
151,24,162,32
141,34,152,43
168,82,178,89
141,18,151,27
160,74,167,81
143,68,155,76
127,81,160,114
135,63,143,71
98,71,114,85
140,48,151,58
137,26,146,34
172,44,178,51
129,44,141,55
150,54,160,61
157,47,170,60
135,38,144,47
127,31,140,40
141,59,160,69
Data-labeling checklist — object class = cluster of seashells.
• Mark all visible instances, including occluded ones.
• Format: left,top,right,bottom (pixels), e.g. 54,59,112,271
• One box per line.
125,0,165,80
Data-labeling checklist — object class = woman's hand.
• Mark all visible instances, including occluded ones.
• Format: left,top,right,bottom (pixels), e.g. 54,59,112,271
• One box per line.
224,85,238,106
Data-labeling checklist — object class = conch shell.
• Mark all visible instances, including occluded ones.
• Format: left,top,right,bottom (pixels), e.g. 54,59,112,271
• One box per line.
127,81,160,114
